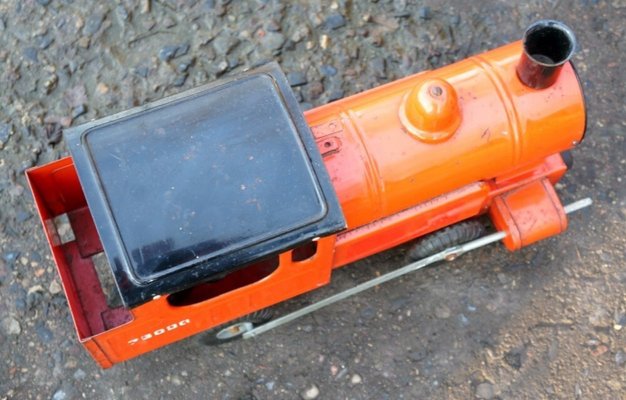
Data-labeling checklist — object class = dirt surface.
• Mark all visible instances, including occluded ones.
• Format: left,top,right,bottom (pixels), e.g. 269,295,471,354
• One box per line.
1,0,625,399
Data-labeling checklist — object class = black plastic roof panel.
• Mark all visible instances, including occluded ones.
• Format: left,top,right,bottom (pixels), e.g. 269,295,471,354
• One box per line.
65,63,346,307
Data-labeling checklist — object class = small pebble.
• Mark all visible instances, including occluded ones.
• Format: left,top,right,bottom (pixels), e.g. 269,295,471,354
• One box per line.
408,350,426,362
23,47,39,62
172,74,188,87
83,13,105,37
418,6,432,20
1,317,21,335
320,65,337,76
328,89,344,101
16,210,32,223
49,280,62,295
0,123,12,147
35,322,54,343
504,348,523,370
96,83,109,94
435,304,451,319
133,66,149,78
260,31,285,51
176,59,194,73
158,43,189,61
52,389,66,400
38,34,54,50
615,350,625,367
213,36,240,55
325,13,346,30
287,71,307,87
215,60,229,74
301,384,319,399
307,81,324,100
475,382,495,399
72,105,87,119
73,369,86,380
116,5,129,21
351,374,362,384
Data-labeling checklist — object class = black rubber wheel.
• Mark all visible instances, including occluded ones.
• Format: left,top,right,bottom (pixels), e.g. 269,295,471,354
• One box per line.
407,219,486,261
201,308,274,346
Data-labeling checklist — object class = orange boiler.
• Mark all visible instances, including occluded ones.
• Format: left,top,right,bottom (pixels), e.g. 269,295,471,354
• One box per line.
26,20,587,367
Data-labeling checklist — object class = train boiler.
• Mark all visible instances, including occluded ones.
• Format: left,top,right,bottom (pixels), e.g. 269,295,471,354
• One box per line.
26,20,590,367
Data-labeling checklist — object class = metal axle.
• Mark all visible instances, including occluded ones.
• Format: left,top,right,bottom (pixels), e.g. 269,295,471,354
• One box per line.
243,198,592,339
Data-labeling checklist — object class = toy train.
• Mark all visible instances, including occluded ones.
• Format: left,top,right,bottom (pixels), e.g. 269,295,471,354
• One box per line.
27,20,588,368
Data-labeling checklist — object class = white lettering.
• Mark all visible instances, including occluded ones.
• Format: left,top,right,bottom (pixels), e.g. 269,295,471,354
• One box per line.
127,318,192,345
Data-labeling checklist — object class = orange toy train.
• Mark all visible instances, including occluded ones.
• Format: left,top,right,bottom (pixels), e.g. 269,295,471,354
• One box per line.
26,20,589,368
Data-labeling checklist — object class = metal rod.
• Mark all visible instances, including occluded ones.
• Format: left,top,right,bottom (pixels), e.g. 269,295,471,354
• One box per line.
243,197,592,339
564,197,592,214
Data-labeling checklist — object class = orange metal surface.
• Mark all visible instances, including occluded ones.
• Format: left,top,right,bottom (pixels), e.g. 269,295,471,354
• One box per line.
26,38,586,368
27,158,336,366
489,179,567,250
306,40,584,267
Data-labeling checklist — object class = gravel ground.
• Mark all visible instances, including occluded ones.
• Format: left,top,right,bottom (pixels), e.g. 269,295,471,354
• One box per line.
1,1,625,399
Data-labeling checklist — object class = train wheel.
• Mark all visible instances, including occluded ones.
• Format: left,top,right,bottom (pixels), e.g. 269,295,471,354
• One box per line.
407,219,486,260
202,308,274,346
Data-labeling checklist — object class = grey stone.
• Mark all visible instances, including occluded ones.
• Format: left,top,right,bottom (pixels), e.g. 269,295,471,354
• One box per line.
301,384,319,399
418,6,432,20
16,210,32,223
299,102,313,111
325,13,346,30
408,350,426,362
475,382,495,399
52,389,67,400
213,35,240,55
320,65,337,77
176,58,194,73
115,5,129,21
172,74,188,87
71,105,87,119
265,19,280,32
0,122,12,147
261,32,285,51
287,71,307,87
83,13,105,37
133,66,149,78
73,369,87,380
435,304,451,319
38,34,54,50
158,43,190,61
389,296,409,312
328,89,344,101
504,348,524,370
23,47,39,62
35,322,54,343
227,56,239,69
393,0,407,12
616,350,625,367
369,57,386,78
9,284,27,312
1,317,21,335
